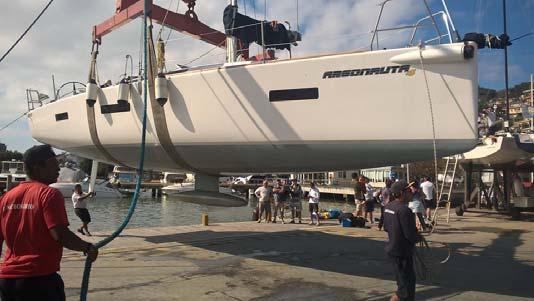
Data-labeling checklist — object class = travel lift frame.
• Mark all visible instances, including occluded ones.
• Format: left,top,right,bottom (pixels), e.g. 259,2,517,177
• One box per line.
93,0,226,47
87,0,245,206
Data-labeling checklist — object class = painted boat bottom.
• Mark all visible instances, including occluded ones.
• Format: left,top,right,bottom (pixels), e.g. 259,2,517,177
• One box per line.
65,139,477,173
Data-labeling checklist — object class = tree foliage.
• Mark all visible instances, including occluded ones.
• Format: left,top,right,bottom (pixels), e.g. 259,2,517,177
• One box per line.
0,150,23,162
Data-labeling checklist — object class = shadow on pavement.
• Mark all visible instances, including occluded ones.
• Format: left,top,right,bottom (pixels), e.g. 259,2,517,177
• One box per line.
137,225,534,299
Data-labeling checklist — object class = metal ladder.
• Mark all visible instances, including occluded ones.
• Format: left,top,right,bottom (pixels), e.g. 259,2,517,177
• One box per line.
433,155,459,224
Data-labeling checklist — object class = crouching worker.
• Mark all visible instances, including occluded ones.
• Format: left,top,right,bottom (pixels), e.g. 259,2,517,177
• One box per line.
0,145,98,301
73,184,94,236
383,180,420,301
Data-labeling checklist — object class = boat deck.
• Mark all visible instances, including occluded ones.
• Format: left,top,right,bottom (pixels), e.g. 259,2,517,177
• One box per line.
61,211,534,301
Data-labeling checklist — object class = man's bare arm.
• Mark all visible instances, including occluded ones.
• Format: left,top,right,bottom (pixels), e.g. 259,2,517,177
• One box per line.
78,192,94,201
50,225,98,262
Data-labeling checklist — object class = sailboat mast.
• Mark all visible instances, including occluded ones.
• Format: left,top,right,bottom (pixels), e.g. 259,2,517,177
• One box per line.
226,0,238,63
503,0,510,128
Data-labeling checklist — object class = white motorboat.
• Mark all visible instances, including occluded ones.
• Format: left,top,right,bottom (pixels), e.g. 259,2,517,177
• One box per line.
50,179,123,199
0,161,27,183
515,133,534,156
162,182,233,195
161,182,195,195
458,135,534,166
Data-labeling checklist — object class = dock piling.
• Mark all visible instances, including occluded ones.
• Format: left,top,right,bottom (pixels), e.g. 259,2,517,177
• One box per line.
201,213,209,226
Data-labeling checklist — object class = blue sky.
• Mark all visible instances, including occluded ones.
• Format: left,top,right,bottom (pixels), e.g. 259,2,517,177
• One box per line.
0,0,533,152
447,0,534,89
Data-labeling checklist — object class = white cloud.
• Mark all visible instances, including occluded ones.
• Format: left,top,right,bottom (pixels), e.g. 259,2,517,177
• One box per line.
0,0,446,151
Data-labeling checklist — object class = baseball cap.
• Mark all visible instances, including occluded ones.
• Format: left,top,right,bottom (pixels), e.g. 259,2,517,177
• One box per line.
390,180,410,195
23,144,56,167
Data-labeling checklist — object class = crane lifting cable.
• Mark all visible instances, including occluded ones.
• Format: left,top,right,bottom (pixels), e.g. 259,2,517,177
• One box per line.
0,0,55,64
0,112,28,133
79,1,150,300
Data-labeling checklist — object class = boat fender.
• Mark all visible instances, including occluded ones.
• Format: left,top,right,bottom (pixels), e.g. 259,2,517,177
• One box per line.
117,80,130,102
155,74,168,106
86,80,99,107
462,44,475,60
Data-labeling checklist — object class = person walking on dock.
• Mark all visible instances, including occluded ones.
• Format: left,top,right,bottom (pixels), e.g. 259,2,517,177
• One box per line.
0,145,98,301
420,177,436,222
255,180,272,223
408,182,427,231
364,178,376,224
289,178,303,224
272,179,288,223
308,182,320,226
383,180,419,301
354,175,367,217
72,184,94,236
377,178,393,231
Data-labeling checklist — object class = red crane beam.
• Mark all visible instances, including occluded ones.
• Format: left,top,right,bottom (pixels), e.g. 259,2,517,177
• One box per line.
92,0,226,49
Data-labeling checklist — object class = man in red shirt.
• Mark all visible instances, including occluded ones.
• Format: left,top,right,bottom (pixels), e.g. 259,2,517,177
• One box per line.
0,145,98,301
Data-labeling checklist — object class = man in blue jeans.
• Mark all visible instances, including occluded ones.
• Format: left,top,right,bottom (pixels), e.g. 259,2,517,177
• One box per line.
383,180,419,301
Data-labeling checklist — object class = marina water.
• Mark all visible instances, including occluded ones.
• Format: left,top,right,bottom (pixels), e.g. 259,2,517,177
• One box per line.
64,195,354,232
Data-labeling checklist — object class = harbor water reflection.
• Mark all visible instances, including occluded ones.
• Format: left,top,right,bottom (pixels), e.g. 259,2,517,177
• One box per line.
64,195,356,232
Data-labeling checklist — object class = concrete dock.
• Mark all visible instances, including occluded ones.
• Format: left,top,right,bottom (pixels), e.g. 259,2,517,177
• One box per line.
61,212,534,301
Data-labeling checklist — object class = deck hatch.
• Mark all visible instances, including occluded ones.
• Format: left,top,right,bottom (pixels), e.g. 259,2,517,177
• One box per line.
100,100,131,114
55,112,69,121
269,88,319,102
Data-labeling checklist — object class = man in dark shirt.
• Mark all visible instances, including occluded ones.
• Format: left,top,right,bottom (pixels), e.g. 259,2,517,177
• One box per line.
383,180,419,301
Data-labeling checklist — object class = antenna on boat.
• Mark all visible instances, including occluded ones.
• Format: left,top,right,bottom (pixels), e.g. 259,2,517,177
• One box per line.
503,0,511,130
531,73,533,131
226,0,238,63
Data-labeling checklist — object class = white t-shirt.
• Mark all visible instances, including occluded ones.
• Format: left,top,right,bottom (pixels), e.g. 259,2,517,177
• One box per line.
308,187,320,204
420,181,434,200
254,186,272,203
487,111,496,127
365,183,374,201
72,192,87,209
409,193,425,213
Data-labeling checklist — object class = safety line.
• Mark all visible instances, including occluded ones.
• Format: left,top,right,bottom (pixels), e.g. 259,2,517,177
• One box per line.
0,112,28,133
0,0,54,64
79,0,150,300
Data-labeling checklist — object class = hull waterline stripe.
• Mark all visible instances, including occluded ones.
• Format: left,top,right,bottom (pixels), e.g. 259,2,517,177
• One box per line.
86,101,125,166
55,112,68,121
269,88,319,102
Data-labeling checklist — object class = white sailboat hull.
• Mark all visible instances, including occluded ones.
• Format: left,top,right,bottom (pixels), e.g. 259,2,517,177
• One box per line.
29,43,479,174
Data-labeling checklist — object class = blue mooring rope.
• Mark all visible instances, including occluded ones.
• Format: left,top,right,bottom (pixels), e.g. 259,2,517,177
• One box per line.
79,1,149,300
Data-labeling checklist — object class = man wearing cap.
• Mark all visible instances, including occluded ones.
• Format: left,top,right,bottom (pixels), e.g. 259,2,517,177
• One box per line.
383,180,419,301
0,145,98,301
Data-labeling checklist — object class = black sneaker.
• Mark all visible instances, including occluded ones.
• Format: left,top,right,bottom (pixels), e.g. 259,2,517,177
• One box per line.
77,229,85,236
